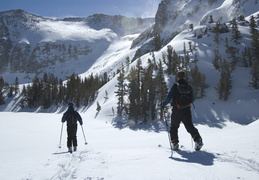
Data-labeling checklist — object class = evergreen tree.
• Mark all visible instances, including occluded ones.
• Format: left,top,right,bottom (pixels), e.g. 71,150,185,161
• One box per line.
190,65,209,99
115,67,126,116
212,49,221,70
127,67,140,120
183,42,190,64
189,24,194,31
209,15,214,23
241,47,249,68
250,59,259,89
213,22,221,47
217,60,232,101
0,76,4,105
104,90,109,102
96,101,101,112
154,33,162,51
172,50,180,75
14,77,19,95
230,18,242,44
249,15,259,61
155,60,168,120
165,45,173,75
0,90,4,105
143,59,156,122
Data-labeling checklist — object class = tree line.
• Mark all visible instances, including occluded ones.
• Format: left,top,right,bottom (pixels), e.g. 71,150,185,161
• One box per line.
211,15,259,100
0,73,109,109
115,47,209,124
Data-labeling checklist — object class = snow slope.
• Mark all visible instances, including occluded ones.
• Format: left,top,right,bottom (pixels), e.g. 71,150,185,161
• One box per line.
0,112,259,180
1,1,259,179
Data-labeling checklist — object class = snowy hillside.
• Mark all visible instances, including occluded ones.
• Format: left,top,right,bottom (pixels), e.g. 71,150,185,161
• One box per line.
132,0,259,58
0,10,153,82
0,0,259,179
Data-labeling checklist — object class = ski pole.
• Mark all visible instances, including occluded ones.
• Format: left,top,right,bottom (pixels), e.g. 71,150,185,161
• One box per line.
162,107,173,157
59,123,64,148
81,125,88,145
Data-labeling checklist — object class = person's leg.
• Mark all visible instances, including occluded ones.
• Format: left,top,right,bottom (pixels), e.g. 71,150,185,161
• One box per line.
170,108,181,143
67,126,73,152
181,108,202,142
72,125,78,150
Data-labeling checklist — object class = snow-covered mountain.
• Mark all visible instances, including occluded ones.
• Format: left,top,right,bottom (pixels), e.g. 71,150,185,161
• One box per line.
0,0,259,179
0,9,154,82
131,0,259,59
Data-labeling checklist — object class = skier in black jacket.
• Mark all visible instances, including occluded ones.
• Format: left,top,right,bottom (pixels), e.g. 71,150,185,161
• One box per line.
162,71,203,151
62,103,83,152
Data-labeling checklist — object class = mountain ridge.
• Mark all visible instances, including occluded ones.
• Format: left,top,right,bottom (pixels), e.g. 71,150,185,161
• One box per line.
0,9,154,81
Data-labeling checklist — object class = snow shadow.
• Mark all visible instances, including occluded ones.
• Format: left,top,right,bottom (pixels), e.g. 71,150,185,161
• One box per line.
170,150,216,166
192,100,259,128
112,116,166,132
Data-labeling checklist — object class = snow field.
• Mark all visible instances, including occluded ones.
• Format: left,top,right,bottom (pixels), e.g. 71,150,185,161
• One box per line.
0,112,259,180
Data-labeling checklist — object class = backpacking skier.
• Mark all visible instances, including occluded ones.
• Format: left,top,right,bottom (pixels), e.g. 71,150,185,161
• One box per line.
161,71,203,151
61,103,83,153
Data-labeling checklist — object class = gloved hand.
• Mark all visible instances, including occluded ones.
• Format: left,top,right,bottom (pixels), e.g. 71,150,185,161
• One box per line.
161,102,165,109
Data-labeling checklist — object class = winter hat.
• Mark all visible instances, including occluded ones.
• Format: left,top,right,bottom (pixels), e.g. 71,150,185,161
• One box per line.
68,102,74,107
177,71,186,79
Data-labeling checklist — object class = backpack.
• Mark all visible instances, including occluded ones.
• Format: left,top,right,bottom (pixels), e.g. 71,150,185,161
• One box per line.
172,83,193,109
67,111,77,126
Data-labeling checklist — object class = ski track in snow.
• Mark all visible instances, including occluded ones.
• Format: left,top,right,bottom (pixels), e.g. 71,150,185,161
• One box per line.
48,150,107,180
216,152,259,174
40,147,259,180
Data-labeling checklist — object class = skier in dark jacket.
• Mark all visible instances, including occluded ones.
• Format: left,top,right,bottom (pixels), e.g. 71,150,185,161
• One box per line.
162,71,203,151
62,103,83,152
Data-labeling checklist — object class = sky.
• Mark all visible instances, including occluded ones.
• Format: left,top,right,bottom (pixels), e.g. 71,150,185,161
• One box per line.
0,0,161,18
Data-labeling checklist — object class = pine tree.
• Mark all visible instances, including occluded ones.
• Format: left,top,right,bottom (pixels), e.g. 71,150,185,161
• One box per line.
212,49,221,70
213,22,221,47
250,59,259,89
96,101,101,112
209,15,214,23
165,45,173,75
172,50,180,75
190,65,209,99
0,90,4,105
115,67,126,116
241,47,248,67
0,76,4,105
127,67,139,120
249,15,259,61
155,60,168,120
154,33,162,51
230,18,242,44
14,77,19,95
189,24,194,31
217,60,232,101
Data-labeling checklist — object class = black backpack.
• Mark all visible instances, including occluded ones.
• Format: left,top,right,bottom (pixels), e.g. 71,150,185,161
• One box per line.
67,111,77,126
172,83,193,109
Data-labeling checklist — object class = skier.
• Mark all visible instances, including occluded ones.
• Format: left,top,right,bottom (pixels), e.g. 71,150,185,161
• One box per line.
161,71,203,151
61,103,83,153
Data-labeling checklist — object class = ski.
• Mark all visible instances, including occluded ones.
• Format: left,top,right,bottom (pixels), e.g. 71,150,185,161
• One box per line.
158,144,182,151
52,151,71,155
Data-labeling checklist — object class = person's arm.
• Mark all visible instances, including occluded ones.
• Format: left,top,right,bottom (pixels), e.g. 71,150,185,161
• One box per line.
61,113,67,123
76,112,83,125
162,85,175,107
191,87,195,103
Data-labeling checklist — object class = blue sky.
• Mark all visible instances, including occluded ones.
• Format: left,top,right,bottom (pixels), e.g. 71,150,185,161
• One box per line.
0,0,161,18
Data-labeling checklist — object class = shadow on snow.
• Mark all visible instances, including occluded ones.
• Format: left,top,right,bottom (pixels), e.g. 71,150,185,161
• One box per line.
170,150,216,166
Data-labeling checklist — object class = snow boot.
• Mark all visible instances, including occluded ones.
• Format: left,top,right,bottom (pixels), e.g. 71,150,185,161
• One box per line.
172,142,179,150
195,138,203,151
68,147,73,153
74,146,77,152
